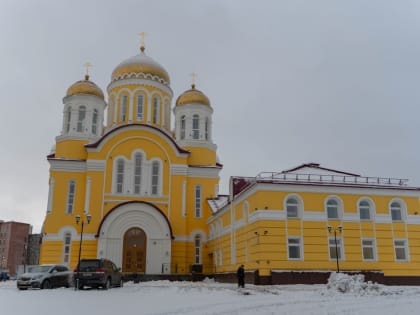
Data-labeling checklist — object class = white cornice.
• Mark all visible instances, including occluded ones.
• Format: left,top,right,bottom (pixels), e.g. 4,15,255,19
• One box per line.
43,233,96,241
49,159,86,172
178,140,217,150
171,164,188,176
86,160,106,171
107,78,173,97
188,166,221,178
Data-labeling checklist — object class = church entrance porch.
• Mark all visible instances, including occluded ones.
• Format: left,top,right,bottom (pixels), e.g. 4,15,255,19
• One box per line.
123,227,147,273
97,201,172,274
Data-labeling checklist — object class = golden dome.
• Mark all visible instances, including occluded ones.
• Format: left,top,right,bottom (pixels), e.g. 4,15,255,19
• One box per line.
66,75,104,100
111,51,170,84
176,84,211,106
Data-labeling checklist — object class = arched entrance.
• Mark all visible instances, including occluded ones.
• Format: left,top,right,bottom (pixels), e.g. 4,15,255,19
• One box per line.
123,228,147,273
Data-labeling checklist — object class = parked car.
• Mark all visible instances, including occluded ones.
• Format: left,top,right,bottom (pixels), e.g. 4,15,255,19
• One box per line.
74,259,123,290
17,265,72,290
0,271,9,281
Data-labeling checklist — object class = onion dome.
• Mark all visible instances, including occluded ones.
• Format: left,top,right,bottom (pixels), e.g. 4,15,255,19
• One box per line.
66,75,104,100
176,84,211,107
111,50,170,85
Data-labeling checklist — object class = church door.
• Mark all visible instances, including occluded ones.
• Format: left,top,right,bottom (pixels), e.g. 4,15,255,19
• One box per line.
123,228,147,273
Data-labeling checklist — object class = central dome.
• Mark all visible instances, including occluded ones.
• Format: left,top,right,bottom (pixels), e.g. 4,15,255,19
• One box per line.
111,52,170,85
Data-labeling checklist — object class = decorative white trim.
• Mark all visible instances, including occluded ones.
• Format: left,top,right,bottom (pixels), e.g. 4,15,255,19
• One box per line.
107,78,173,97
302,211,326,222
46,177,55,213
187,167,221,179
171,164,188,175
373,214,392,224
248,210,286,224
86,160,106,171
84,177,91,214
49,159,86,172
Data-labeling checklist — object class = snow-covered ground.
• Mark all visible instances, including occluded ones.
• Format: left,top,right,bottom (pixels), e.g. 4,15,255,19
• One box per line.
1,273,420,315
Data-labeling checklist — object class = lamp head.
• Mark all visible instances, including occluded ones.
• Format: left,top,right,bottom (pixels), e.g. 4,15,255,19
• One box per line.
327,225,332,233
86,214,92,224
75,214,81,224
338,225,343,233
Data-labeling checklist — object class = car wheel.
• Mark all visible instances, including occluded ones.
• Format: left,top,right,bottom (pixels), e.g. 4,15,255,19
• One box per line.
104,278,111,290
42,280,51,289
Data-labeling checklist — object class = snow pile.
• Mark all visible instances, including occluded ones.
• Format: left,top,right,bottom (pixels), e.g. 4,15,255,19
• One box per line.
325,272,398,296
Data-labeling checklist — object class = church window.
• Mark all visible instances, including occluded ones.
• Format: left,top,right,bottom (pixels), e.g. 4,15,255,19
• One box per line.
77,106,86,132
92,109,98,135
390,201,403,221
65,107,71,133
205,117,209,140
394,239,408,261
136,94,144,121
153,96,160,124
362,239,376,261
180,115,186,140
326,198,341,219
63,233,71,264
151,161,160,195
288,237,302,260
133,153,143,194
359,200,372,221
192,114,199,139
194,235,201,264
286,196,299,218
329,237,343,260
195,185,202,217
120,95,128,122
116,159,125,193
66,180,75,214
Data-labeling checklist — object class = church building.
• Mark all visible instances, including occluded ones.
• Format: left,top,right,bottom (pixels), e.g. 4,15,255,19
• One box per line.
40,42,420,284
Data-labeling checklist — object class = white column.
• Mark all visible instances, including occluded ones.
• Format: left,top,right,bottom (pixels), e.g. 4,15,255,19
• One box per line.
47,178,55,213
84,176,91,213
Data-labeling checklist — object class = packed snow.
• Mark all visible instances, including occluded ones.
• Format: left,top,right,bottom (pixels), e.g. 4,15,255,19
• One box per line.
1,273,420,314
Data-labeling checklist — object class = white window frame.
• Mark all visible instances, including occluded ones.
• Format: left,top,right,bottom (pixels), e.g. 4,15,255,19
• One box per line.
194,235,201,264
66,180,75,214
361,238,376,261
77,105,86,132
326,197,342,220
92,109,98,135
192,114,199,139
120,95,128,122
115,158,125,193
358,199,372,221
328,237,343,261
394,239,409,261
285,196,301,218
153,96,160,124
390,201,403,222
133,153,143,194
136,94,144,121
287,237,303,260
151,160,160,196
195,185,202,218
63,232,71,264
65,107,71,133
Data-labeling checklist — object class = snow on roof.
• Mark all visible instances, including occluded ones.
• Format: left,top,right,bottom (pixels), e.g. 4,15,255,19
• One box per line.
207,195,229,213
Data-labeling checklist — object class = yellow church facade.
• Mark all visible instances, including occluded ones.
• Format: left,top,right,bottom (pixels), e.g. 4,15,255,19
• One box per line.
40,44,420,283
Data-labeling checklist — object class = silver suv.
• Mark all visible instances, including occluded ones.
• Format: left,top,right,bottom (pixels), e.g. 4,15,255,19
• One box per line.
17,265,72,290
74,259,123,290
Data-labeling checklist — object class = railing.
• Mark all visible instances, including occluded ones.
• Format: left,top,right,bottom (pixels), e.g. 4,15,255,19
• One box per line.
256,172,409,187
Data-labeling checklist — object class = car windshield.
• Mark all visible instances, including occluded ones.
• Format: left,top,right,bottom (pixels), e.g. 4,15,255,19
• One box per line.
29,265,53,273
78,260,100,271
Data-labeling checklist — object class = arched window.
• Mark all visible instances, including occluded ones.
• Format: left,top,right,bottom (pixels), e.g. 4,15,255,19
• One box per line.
194,235,201,264
151,161,160,195
133,153,143,194
326,198,340,219
92,109,98,135
180,115,186,140
65,107,71,133
205,117,209,140
63,233,71,264
120,95,128,122
66,180,75,214
390,201,402,221
136,94,144,121
153,96,160,124
77,106,86,132
116,159,125,193
195,185,202,217
192,114,199,139
286,197,299,218
359,200,371,220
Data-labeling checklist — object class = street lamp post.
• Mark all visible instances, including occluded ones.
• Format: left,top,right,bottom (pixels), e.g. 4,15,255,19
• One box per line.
75,213,92,290
327,225,343,273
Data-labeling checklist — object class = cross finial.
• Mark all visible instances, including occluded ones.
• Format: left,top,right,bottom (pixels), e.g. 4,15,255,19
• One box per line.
139,32,146,52
84,62,92,80
191,72,197,89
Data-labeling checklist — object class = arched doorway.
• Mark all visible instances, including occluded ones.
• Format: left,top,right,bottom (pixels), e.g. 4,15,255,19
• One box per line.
123,227,147,273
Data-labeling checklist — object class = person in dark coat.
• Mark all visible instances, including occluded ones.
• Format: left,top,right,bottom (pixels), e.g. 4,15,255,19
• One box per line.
237,264,245,288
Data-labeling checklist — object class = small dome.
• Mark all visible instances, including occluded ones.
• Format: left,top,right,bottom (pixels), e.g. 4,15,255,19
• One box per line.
176,85,211,107
111,51,170,84
66,75,104,100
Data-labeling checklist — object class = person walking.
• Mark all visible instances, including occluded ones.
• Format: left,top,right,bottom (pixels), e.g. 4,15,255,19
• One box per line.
237,264,245,288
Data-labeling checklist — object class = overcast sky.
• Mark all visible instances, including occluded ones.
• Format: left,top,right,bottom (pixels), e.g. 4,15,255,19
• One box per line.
1,0,420,233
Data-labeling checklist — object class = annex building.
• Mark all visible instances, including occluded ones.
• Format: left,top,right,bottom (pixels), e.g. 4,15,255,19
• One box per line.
40,43,420,284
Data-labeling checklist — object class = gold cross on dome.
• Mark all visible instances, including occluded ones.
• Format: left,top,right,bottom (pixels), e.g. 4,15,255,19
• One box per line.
84,62,92,80
191,72,197,88
138,32,146,52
